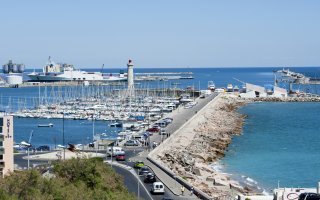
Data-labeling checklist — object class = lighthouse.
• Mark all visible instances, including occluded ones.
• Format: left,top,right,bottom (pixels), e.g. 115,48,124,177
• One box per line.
127,59,134,89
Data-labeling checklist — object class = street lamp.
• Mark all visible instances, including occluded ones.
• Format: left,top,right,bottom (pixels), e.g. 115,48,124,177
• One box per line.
137,168,140,200
62,111,65,160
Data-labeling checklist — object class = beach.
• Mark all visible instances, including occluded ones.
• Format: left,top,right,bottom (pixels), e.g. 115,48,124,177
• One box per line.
150,93,251,197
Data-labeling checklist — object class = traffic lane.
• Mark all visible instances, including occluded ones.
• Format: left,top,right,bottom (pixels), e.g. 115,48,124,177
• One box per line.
165,94,217,135
112,165,153,200
120,160,176,200
134,168,176,200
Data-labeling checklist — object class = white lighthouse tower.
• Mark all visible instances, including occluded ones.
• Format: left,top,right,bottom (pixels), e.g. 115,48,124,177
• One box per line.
127,59,134,89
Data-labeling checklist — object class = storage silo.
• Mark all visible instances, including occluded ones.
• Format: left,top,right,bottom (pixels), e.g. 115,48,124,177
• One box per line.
12,64,18,73
2,64,9,73
17,64,25,73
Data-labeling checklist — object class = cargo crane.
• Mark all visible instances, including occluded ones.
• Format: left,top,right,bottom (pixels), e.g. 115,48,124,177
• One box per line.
100,64,105,73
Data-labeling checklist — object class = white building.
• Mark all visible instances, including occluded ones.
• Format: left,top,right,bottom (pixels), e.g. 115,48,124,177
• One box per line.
0,114,14,177
239,83,287,98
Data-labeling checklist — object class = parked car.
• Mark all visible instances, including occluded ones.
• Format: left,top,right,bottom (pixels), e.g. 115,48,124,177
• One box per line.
163,117,173,121
124,140,139,146
152,142,158,148
144,173,156,183
36,145,50,151
299,193,320,200
138,166,150,176
146,127,160,132
151,182,165,194
160,129,166,135
107,147,125,156
134,161,145,169
115,154,125,161
152,125,160,129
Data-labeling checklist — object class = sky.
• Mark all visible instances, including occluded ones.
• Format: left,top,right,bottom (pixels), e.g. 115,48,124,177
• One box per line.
0,0,320,68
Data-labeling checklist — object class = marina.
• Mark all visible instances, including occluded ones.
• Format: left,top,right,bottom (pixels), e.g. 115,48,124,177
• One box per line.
2,66,320,200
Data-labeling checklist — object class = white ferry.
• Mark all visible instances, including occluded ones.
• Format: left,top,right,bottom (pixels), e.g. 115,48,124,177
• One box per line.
28,57,127,82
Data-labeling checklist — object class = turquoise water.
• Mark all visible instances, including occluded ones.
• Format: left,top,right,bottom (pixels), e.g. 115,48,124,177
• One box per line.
222,102,320,191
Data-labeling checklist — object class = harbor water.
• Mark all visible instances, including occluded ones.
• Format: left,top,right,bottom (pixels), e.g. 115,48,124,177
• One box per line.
221,102,320,191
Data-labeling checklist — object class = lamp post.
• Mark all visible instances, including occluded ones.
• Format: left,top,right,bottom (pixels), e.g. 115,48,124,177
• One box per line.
27,146,30,169
137,168,140,200
63,111,65,160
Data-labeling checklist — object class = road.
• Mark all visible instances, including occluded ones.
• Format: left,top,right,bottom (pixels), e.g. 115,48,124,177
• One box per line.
149,93,218,146
112,165,153,200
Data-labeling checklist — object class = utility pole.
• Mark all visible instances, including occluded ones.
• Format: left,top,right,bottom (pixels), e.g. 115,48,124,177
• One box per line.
63,111,65,160
137,168,140,200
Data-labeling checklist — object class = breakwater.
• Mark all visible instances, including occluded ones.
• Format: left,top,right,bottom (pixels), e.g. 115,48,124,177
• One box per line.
149,94,250,198
249,96,320,102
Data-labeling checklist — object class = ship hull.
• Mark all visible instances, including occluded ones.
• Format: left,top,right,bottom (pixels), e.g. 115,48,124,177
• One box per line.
28,74,127,82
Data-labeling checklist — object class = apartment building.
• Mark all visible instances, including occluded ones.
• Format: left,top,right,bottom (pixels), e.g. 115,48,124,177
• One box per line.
0,114,14,177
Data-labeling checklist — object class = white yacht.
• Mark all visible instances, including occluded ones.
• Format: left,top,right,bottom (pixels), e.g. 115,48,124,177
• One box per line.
208,81,215,90
227,84,233,92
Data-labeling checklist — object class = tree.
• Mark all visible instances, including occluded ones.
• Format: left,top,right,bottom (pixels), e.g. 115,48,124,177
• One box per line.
0,157,135,200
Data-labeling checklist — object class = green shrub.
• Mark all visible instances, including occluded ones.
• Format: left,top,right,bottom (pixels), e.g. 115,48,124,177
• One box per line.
0,158,135,200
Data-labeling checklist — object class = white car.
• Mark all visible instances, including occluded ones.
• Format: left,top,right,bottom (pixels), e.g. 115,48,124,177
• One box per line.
151,182,165,194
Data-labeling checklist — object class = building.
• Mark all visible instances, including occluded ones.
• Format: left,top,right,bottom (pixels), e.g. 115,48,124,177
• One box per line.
0,114,14,177
239,83,287,98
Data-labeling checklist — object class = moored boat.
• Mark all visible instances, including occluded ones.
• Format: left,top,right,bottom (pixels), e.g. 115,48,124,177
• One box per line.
38,123,53,127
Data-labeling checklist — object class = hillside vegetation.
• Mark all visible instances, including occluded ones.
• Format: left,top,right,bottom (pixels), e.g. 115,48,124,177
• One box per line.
0,157,135,200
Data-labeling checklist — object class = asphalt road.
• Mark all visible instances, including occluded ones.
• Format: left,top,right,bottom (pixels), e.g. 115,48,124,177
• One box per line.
112,165,153,200
150,93,218,145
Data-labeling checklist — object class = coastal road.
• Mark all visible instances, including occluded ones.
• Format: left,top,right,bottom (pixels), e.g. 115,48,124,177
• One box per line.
111,162,177,200
150,92,218,145
112,165,153,200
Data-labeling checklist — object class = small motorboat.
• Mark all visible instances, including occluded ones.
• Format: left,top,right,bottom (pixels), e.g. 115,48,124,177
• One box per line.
38,123,54,127
110,122,123,128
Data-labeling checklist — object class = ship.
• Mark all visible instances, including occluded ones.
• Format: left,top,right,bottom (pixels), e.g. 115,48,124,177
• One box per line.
28,57,127,82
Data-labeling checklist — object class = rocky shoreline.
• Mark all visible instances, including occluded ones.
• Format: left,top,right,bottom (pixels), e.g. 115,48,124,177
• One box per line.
150,94,320,198
248,96,320,102
151,94,252,198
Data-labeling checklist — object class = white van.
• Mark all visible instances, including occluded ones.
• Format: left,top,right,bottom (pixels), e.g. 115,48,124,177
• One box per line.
151,182,165,194
107,147,125,156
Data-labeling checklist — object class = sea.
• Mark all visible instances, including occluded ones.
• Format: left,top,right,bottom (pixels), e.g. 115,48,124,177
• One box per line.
1,66,320,191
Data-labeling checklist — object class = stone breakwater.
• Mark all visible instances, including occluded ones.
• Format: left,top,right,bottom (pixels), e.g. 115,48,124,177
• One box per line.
150,94,250,198
250,96,320,102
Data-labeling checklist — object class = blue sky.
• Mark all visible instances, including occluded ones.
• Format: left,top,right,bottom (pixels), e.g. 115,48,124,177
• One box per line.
0,0,319,68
